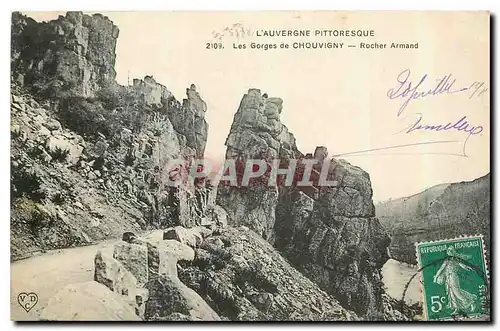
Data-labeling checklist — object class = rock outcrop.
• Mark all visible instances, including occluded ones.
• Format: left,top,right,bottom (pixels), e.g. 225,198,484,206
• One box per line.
275,159,391,318
216,89,300,242
11,12,119,98
217,89,391,318
94,249,148,317
93,230,202,320
377,174,491,265
145,276,221,321
131,77,208,157
179,226,357,321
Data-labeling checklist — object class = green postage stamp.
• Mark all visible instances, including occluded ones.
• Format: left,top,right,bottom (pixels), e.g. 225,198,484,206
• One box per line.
415,235,490,321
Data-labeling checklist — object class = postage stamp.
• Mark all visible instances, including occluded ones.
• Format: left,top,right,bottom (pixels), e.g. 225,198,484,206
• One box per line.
415,235,490,321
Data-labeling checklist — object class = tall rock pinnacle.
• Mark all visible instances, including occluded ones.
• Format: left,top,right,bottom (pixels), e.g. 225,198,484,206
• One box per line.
217,89,300,241
218,88,391,318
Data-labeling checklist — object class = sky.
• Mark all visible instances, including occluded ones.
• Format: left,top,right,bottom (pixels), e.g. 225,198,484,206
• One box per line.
25,11,490,202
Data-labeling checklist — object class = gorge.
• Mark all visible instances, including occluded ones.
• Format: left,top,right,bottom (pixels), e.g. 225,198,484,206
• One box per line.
11,11,415,321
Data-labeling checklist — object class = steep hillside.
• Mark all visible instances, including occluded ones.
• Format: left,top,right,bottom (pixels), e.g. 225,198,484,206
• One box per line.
376,183,451,224
376,174,490,264
10,12,211,260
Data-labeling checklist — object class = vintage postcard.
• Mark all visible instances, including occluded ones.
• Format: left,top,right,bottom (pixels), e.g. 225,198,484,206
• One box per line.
10,11,490,322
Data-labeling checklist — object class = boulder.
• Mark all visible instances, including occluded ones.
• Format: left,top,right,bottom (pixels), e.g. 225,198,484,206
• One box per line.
113,242,149,285
87,140,109,159
39,281,141,321
45,119,62,131
377,174,491,265
155,240,195,278
144,276,220,321
190,226,213,239
211,205,228,227
94,249,138,297
45,135,84,164
94,249,149,318
216,89,300,242
163,226,202,248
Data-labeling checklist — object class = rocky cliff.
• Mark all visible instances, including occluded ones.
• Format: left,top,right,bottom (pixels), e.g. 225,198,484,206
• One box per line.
377,174,490,265
11,12,119,98
217,89,391,318
10,12,212,260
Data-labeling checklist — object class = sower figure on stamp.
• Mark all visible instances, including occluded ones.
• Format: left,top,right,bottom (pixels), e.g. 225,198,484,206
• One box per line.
433,246,477,314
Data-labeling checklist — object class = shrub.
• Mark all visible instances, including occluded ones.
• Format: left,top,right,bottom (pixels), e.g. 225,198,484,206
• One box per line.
49,146,69,162
11,165,44,202
58,96,111,138
95,82,127,110
26,145,45,159
57,89,154,141
12,197,52,233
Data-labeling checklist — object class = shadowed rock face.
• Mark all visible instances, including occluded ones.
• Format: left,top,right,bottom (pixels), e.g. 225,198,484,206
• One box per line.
11,12,119,98
11,9,208,157
274,158,391,318
132,77,208,157
216,89,300,242
217,89,390,318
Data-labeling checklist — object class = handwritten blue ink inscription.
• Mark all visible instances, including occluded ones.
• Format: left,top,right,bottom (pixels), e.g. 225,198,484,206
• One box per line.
388,69,488,156
387,69,488,116
406,114,483,136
